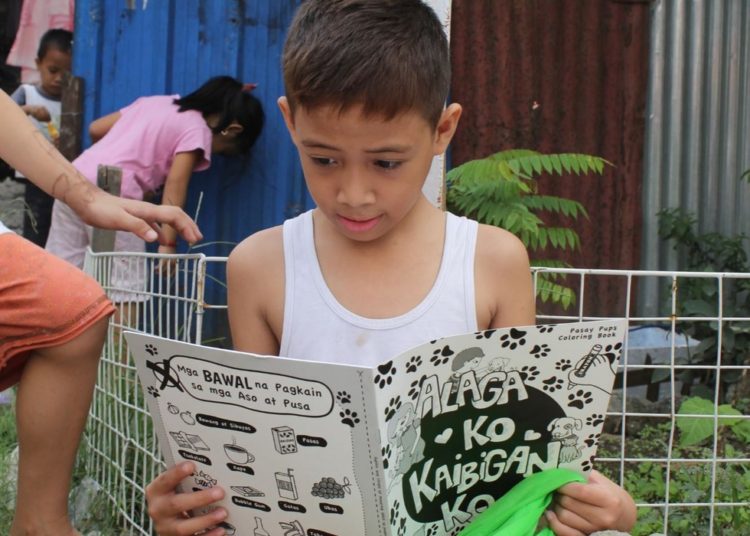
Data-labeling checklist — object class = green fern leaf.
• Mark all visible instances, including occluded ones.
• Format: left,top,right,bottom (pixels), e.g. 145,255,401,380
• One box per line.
559,154,573,173
550,154,563,175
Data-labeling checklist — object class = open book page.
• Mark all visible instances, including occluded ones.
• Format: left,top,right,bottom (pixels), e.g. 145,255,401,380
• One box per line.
374,319,627,535
126,334,388,536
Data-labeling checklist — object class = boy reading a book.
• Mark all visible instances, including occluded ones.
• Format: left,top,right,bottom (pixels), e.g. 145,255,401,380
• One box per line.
145,1,637,535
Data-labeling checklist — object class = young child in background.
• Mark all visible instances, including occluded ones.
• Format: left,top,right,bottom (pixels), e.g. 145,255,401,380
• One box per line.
0,90,201,536
145,2,637,535
45,76,264,302
10,28,72,247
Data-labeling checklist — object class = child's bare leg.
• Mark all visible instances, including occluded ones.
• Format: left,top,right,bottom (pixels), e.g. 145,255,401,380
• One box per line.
11,316,107,536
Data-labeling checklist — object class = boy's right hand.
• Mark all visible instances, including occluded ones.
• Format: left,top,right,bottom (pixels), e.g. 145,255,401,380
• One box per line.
146,462,228,536
26,105,51,122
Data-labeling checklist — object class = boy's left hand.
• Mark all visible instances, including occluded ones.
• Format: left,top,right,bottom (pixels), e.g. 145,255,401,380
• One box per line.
545,470,637,536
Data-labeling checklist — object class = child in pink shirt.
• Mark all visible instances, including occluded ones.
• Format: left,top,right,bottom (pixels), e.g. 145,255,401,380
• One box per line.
45,76,264,297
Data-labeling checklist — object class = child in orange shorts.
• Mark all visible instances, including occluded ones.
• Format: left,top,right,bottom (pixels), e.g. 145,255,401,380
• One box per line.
0,90,202,536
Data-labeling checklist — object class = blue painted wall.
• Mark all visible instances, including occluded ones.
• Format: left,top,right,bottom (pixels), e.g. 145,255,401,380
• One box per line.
73,0,312,344
73,0,311,259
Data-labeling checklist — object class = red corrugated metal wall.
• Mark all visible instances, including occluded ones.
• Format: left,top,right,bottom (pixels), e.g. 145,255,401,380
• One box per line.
450,0,651,315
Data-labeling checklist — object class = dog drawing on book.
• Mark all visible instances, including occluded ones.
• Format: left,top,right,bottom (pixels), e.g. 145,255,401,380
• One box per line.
548,417,583,463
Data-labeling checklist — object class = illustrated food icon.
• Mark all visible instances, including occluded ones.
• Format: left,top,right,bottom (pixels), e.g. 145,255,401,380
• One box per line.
311,476,351,499
231,485,265,497
224,439,254,465
272,426,297,454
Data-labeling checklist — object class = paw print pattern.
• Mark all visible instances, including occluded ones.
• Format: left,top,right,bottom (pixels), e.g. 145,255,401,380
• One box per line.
384,396,402,422
580,455,595,472
475,329,496,340
374,361,397,388
397,517,407,536
339,409,360,427
408,375,427,400
425,526,439,536
390,500,399,525
567,389,593,409
586,413,604,427
336,391,351,404
601,342,623,365
583,433,600,448
530,343,551,359
518,365,539,382
382,445,392,469
147,385,160,397
145,343,158,356
405,355,422,373
542,376,564,392
430,345,454,366
500,328,527,350
537,325,554,334
555,359,572,371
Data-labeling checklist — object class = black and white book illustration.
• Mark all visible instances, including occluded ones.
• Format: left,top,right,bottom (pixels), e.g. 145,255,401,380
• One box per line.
127,319,626,535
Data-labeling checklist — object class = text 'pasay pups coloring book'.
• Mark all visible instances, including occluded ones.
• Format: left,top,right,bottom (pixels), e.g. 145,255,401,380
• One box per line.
127,318,626,536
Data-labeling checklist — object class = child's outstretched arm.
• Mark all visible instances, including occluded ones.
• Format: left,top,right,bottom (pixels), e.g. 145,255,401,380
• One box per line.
0,91,202,244
545,470,637,535
145,461,228,536
89,110,121,143
155,149,202,253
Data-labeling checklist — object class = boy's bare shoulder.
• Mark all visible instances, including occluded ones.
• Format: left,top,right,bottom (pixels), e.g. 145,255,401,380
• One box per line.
475,222,530,269
228,225,284,278
229,225,284,268
474,222,535,328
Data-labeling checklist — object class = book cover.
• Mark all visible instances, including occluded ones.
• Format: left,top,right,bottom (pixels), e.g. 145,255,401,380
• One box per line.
126,318,626,535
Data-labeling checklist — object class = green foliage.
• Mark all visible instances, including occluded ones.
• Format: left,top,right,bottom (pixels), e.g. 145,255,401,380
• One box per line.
676,397,750,446
598,418,750,535
446,150,611,308
0,403,17,529
657,208,750,398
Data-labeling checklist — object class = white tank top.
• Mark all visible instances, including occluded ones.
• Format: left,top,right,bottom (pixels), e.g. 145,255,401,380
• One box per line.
15,85,62,179
279,210,479,367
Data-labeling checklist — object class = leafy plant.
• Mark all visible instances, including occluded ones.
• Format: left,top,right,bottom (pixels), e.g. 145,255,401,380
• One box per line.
658,208,750,400
676,396,750,447
446,149,611,308
597,418,750,535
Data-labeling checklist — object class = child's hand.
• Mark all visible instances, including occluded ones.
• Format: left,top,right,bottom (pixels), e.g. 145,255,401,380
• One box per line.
156,244,178,276
545,470,636,536
26,105,51,122
146,461,228,536
70,188,203,244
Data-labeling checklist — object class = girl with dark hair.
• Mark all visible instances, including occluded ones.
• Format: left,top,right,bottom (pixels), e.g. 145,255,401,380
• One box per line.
45,76,264,296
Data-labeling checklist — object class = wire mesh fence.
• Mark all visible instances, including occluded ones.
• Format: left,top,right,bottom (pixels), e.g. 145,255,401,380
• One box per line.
83,252,750,535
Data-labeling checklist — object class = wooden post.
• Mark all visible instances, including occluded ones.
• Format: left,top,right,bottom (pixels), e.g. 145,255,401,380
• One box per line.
59,72,83,162
91,165,122,252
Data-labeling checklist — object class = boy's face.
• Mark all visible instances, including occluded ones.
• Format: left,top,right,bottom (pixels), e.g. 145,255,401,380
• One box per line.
36,48,72,98
279,98,461,243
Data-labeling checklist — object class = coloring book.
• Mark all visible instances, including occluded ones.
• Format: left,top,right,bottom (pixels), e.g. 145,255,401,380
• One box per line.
126,319,626,536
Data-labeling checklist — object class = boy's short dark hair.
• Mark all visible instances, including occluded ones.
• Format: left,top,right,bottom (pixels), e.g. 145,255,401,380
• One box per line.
37,28,73,59
282,0,449,127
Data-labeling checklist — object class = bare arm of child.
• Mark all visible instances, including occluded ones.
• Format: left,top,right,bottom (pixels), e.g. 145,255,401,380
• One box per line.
227,227,285,354
546,470,637,535
475,224,636,534
475,224,536,329
0,91,202,244
156,150,202,253
89,111,121,143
